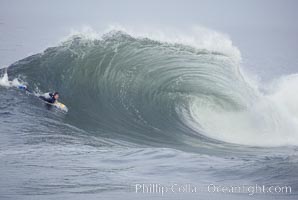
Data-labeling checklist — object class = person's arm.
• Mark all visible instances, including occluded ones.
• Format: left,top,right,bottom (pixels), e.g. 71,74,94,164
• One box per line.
25,87,32,93
50,98,56,104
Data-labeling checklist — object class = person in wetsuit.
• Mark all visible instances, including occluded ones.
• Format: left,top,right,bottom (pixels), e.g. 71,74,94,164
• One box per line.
17,85,59,104
39,92,59,104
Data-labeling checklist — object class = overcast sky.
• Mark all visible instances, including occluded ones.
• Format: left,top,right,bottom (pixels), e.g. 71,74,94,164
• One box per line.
0,0,297,79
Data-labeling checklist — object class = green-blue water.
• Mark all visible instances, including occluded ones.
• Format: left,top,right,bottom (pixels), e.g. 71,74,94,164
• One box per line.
0,31,297,200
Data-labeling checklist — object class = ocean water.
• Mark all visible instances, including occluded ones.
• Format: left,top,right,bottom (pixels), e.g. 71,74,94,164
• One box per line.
0,29,298,200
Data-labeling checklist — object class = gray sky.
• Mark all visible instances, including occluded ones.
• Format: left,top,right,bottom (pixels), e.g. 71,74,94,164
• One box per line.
0,0,297,79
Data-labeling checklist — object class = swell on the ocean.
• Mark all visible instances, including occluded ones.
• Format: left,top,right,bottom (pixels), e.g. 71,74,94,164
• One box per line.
2,27,298,147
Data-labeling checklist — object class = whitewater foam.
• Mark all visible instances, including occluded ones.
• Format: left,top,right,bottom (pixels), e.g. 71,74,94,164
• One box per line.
184,73,298,147
0,69,23,88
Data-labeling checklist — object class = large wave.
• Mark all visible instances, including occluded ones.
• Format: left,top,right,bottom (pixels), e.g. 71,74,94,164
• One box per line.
3,28,298,147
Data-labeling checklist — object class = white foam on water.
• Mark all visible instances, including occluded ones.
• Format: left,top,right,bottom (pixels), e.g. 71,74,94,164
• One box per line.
0,69,25,88
186,73,298,147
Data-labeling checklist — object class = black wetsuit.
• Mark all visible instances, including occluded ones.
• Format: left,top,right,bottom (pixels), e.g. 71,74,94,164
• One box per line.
40,93,56,104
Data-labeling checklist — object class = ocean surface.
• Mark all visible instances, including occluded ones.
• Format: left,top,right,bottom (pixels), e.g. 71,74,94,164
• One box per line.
0,29,298,200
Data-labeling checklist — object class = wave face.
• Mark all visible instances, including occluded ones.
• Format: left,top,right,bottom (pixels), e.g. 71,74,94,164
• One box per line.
7,30,298,147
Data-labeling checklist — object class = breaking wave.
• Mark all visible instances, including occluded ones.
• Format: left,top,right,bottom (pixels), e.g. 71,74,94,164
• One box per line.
3,28,298,147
